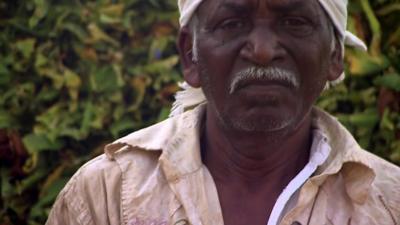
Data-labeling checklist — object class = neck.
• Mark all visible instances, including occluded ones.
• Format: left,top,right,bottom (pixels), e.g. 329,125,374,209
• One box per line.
202,107,312,188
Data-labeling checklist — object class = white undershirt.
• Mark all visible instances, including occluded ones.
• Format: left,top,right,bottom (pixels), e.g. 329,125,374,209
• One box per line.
267,130,331,225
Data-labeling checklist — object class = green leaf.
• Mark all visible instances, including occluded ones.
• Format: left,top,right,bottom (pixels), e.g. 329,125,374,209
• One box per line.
64,69,81,89
36,87,59,102
99,3,124,17
80,101,94,134
22,134,64,153
390,140,400,162
91,66,119,92
0,111,16,129
1,169,14,199
374,73,400,91
18,168,48,193
110,117,135,138
30,177,69,218
0,62,11,85
144,56,179,74
15,39,36,59
346,50,390,76
61,23,89,41
99,14,121,25
380,108,395,131
64,69,82,100
348,111,379,128
28,0,49,28
87,23,119,47
34,53,48,69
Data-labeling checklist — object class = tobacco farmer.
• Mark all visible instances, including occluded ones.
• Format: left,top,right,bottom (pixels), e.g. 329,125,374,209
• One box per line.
47,0,400,224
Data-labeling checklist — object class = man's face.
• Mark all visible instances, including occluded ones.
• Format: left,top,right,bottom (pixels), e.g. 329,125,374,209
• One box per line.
187,0,340,133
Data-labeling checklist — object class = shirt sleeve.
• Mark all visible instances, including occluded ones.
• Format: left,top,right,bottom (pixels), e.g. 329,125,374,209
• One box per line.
45,154,123,225
45,172,93,225
46,192,84,225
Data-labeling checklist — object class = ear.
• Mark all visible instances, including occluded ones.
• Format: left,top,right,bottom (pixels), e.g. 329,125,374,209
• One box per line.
177,27,201,88
327,40,344,81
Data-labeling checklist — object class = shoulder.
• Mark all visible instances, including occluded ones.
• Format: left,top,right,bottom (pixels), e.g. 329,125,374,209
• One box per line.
365,149,400,185
364,150,400,214
48,107,203,224
318,108,400,198
59,115,175,203
58,107,198,201
47,154,123,225
62,145,164,203
352,148,400,197
48,141,166,225
344,149,400,224
55,154,121,198
313,108,400,216
66,154,124,193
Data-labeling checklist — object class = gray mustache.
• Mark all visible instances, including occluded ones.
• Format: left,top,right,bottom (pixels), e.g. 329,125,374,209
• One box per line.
229,67,300,94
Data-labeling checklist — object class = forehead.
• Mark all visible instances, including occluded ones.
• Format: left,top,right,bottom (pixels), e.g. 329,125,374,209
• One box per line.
197,0,324,19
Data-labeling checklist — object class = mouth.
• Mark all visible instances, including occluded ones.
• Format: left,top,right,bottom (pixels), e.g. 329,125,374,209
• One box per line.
241,78,295,88
230,77,298,95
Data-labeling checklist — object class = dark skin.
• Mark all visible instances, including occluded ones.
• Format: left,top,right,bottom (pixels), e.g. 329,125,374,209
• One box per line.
178,0,343,224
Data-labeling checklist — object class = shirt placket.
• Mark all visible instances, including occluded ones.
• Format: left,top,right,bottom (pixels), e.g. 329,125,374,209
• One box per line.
164,167,224,225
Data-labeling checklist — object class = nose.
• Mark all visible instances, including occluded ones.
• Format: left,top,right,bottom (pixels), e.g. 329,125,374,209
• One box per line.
240,25,285,66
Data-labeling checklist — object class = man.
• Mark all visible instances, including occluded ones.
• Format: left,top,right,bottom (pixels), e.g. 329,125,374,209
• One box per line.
46,0,400,224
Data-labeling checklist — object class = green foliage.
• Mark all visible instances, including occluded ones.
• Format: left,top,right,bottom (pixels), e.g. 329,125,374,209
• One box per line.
318,0,400,164
1,0,180,224
0,0,399,224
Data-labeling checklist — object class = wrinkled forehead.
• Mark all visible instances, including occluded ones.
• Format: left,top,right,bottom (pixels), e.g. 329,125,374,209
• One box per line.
197,0,323,16
199,0,319,9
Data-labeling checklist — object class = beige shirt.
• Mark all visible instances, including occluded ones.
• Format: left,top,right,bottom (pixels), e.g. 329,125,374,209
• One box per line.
46,105,400,225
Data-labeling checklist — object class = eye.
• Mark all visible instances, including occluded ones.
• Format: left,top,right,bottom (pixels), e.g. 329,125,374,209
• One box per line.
280,17,314,36
218,18,246,30
281,17,309,27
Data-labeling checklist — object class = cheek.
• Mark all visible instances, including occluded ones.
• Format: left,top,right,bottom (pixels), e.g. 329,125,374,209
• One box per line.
291,38,331,78
284,38,331,101
197,39,243,90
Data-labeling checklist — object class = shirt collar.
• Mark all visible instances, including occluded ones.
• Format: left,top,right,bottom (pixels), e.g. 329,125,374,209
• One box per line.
310,107,376,204
105,105,375,203
105,104,206,181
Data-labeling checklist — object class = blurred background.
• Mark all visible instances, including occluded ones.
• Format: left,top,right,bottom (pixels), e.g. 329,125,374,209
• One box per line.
0,0,399,224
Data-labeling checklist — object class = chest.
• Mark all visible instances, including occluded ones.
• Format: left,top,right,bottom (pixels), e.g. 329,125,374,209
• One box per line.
218,197,276,225
216,185,282,225
119,171,391,225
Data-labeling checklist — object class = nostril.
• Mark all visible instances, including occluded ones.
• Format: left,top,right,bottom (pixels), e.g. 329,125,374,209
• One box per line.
239,31,284,66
